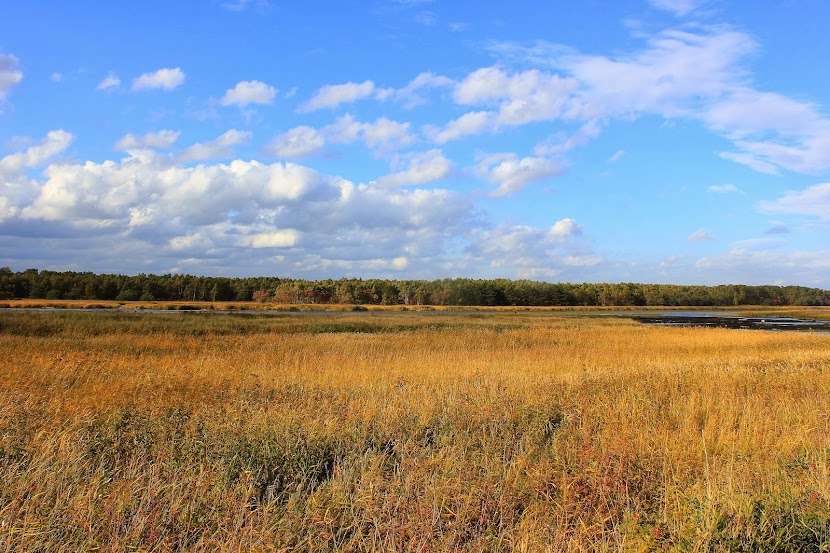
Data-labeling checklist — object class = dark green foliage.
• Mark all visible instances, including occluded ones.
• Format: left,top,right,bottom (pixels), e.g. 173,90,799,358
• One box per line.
2,267,830,306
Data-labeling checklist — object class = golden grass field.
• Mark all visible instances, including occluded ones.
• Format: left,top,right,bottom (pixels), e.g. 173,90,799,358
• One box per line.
1,307,829,551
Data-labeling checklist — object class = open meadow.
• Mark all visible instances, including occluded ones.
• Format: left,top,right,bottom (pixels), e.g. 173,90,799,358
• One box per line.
1,307,829,551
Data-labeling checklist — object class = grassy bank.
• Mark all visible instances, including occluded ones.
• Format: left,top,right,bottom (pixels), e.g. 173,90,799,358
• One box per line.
1,310,829,551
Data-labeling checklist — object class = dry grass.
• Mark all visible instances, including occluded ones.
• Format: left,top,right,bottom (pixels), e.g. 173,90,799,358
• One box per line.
1,309,829,551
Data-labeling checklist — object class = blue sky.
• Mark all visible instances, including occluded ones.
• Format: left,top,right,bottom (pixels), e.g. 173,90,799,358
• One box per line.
1,0,829,286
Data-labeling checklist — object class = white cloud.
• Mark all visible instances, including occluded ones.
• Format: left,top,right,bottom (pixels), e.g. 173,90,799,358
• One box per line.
560,29,755,119
132,67,185,91
548,218,581,242
687,228,714,242
298,80,383,112
323,114,363,144
96,73,121,90
51,72,64,83
395,72,455,108
221,80,277,107
428,111,493,144
696,248,830,286
0,130,73,174
705,88,823,140
728,133,830,175
477,153,564,197
707,183,740,193
454,66,578,126
0,53,23,101
465,219,593,279
607,150,625,164
376,149,451,187
360,118,415,150
168,233,213,252
391,256,409,269
718,151,780,175
758,183,830,220
2,149,479,279
178,129,251,162
362,256,410,271
491,28,830,176
561,255,600,267
247,229,300,248
533,121,604,157
324,114,415,151
706,88,830,174
270,126,325,158
115,130,181,151
454,66,511,105
648,0,708,16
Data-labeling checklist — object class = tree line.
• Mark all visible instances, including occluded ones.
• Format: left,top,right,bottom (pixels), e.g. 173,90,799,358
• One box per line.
1,268,829,307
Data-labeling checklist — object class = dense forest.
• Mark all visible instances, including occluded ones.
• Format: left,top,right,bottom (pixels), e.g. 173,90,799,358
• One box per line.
2,268,829,307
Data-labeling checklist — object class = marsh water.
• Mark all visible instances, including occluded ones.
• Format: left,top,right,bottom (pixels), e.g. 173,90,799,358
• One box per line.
632,313,830,332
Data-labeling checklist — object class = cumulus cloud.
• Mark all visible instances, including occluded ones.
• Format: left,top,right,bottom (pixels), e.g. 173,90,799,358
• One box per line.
0,134,609,280
395,72,454,108
548,218,581,242
115,130,181,151
247,229,300,248
270,126,325,158
359,118,415,150
477,153,564,197
96,73,121,91
687,228,714,242
533,121,604,157
0,53,23,101
454,66,579,127
324,114,415,151
178,129,251,162
298,80,387,112
132,67,185,91
427,111,493,144
758,183,830,220
464,218,593,279
0,130,73,174
1,146,483,278
0,130,73,222
221,80,277,106
376,149,452,187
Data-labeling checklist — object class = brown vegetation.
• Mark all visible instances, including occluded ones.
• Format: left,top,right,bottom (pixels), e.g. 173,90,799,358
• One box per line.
1,309,829,551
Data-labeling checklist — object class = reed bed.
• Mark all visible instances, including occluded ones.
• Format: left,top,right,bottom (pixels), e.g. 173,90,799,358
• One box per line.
1,310,829,551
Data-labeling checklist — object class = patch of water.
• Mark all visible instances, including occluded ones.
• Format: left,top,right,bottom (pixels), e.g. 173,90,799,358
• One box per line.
634,314,830,332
